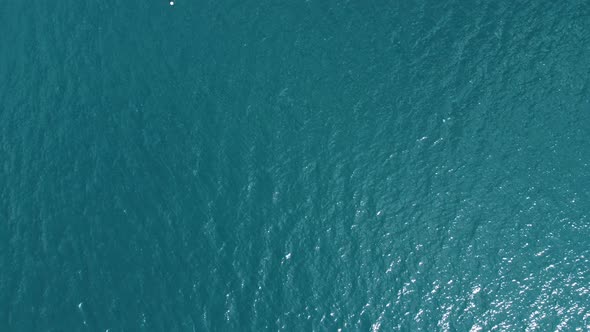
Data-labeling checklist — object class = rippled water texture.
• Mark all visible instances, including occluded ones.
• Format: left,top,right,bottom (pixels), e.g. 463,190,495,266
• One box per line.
1,0,589,331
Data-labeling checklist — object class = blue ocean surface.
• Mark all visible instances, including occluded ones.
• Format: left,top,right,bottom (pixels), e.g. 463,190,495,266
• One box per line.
1,0,589,331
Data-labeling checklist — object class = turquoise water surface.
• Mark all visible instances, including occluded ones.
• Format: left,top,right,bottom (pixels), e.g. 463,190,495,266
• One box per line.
1,0,589,331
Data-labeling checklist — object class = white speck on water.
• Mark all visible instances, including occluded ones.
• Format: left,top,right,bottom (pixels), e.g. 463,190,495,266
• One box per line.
470,324,483,332
371,321,381,332
170,1,174,5
386,261,394,273
535,249,547,257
